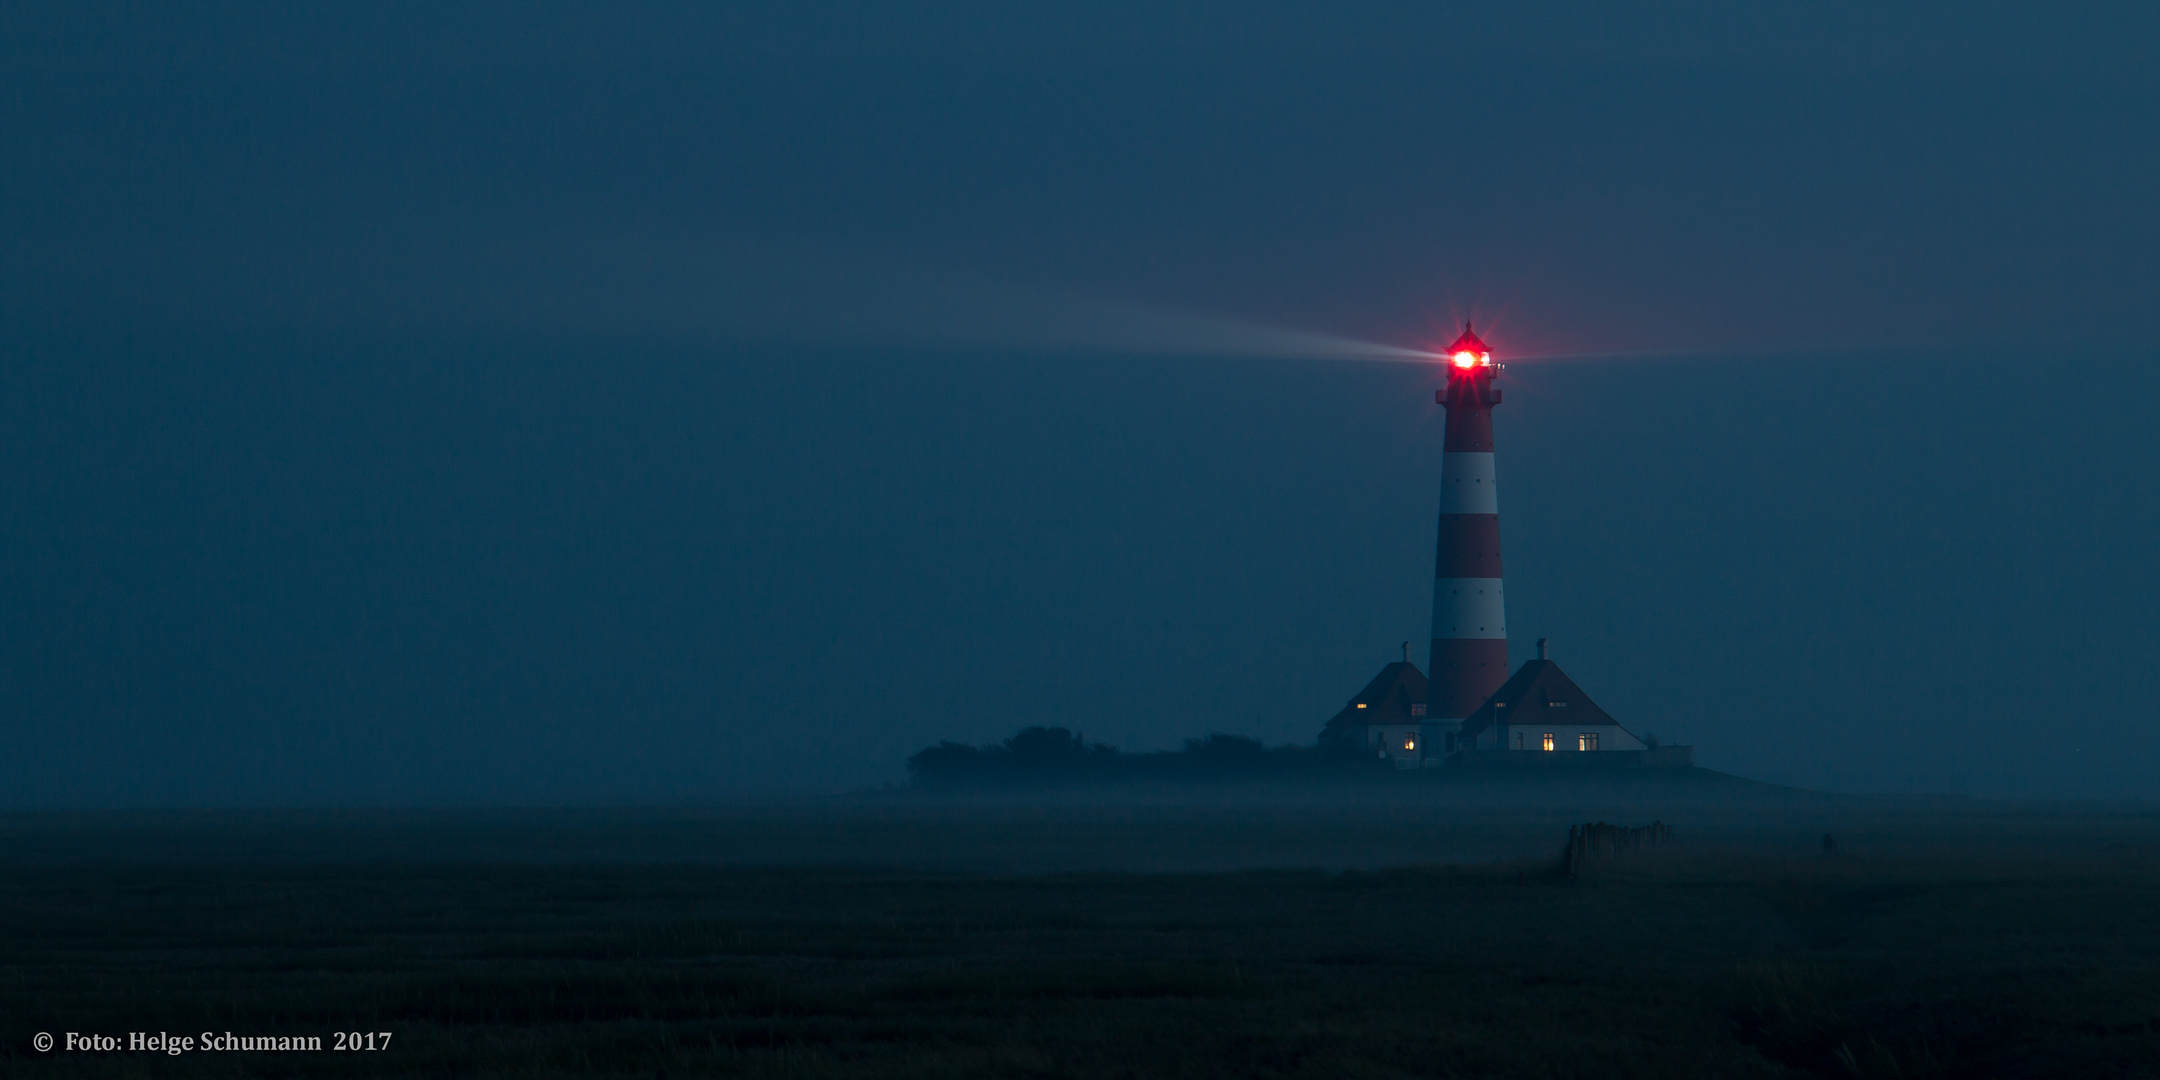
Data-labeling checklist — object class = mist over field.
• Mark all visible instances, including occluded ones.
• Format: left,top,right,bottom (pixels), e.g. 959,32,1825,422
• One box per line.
6,788,2148,875
6,797,2159,1077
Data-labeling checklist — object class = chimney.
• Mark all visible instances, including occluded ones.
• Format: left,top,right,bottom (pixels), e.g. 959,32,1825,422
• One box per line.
1536,638,1548,660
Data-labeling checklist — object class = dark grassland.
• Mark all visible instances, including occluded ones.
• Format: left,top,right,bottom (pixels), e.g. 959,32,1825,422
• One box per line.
3,798,2158,1078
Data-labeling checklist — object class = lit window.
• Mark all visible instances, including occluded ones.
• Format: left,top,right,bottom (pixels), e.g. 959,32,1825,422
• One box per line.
1355,703,1366,709
1410,703,1426,716
1403,736,1416,751
1542,733,1555,752
1578,732,1598,751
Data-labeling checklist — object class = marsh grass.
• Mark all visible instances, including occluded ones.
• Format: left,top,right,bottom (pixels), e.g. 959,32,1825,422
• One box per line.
2,812,2157,1078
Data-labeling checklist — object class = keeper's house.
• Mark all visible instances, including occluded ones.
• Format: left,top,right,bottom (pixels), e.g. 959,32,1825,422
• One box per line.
1455,644,1643,754
1320,639,1691,769
1316,657,1431,768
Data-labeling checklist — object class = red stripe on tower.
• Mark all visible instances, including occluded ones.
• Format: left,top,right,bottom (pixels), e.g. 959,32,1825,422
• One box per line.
1428,324,1508,728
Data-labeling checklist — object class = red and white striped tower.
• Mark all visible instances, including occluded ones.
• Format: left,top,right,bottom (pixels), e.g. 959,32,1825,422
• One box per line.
1428,324,1507,743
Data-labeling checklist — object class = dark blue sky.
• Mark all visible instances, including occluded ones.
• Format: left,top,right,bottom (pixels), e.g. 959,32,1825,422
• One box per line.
3,3,2156,803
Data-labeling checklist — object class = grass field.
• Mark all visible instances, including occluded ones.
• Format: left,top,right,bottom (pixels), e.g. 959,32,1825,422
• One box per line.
4,791,2158,1078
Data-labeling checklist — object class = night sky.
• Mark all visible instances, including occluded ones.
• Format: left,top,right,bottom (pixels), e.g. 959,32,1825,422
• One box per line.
4,2,2156,804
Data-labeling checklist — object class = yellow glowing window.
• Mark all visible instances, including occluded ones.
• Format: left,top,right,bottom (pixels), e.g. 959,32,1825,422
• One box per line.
1541,733,1555,752
1578,733,1598,751
1355,703,1366,709
1403,736,1416,751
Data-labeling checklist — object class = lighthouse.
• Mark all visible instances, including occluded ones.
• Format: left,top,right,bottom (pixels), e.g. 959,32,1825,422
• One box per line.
1315,324,1687,768
1426,324,1508,751
1317,324,1507,766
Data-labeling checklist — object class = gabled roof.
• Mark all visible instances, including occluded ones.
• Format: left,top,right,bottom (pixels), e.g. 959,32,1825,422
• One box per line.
1454,659,1623,742
1318,661,1427,744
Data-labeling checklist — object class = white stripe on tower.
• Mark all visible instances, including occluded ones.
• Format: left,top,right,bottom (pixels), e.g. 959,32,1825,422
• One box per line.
1438,452,1498,514
1432,578,1506,638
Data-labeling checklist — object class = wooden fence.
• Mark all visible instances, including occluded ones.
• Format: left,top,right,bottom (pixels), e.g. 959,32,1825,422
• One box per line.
1560,820,1675,879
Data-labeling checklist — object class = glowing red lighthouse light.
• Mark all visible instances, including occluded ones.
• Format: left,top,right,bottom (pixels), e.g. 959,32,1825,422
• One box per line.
1443,324,1492,370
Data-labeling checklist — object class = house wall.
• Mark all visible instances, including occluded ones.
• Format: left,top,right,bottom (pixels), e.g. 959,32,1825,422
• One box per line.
1451,749,1647,769
1417,721,1465,767
1499,724,1645,752
1364,725,1425,768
